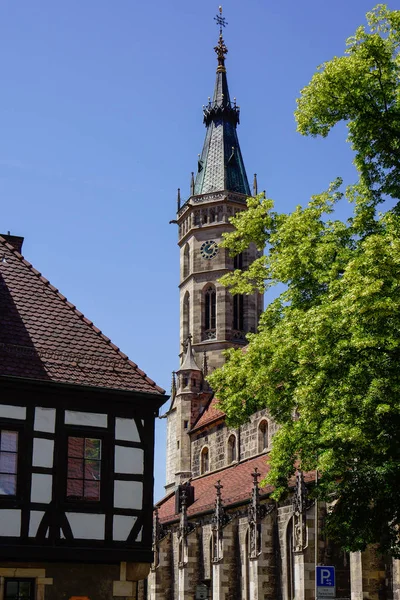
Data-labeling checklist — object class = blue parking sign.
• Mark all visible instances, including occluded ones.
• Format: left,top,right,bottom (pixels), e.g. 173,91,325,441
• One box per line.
316,566,335,598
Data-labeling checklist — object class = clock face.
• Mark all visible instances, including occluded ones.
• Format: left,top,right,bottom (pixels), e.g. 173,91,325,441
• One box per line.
200,240,219,260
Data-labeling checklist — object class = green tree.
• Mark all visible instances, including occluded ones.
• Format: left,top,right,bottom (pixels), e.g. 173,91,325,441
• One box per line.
208,5,400,557
296,4,400,201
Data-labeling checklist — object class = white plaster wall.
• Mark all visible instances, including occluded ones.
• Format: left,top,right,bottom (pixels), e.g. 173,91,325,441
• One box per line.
115,446,144,474
66,512,105,540
31,474,52,503
114,480,143,509
28,510,45,537
32,438,54,468
0,404,25,420
115,417,140,442
0,509,21,536
34,407,56,433
65,410,107,427
113,515,137,541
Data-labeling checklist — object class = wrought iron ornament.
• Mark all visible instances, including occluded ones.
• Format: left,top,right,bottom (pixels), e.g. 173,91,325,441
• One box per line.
214,7,228,73
214,6,227,32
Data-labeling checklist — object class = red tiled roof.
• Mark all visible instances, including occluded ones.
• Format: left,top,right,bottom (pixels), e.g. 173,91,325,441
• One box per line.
0,236,165,395
157,456,316,523
191,396,225,431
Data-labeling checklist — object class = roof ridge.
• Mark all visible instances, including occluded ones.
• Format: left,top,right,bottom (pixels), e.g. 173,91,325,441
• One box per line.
0,235,165,395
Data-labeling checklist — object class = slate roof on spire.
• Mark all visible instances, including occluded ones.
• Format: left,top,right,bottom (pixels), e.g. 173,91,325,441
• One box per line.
193,31,250,197
0,235,165,395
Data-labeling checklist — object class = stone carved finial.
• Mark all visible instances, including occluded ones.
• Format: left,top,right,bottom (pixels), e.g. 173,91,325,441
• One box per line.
253,173,258,196
190,172,195,196
292,470,309,553
211,480,229,563
171,371,176,401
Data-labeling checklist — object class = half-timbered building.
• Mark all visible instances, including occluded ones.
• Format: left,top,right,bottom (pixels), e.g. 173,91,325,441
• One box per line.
0,233,167,600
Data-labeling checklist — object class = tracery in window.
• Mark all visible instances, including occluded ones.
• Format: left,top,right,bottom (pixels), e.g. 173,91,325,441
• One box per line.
201,446,209,474
233,294,244,331
204,285,216,339
183,292,190,341
67,436,101,501
183,244,190,279
0,430,18,496
233,252,243,270
228,434,237,463
258,420,269,452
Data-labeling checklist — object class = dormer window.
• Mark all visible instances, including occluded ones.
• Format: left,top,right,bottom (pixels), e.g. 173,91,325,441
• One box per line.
67,437,102,502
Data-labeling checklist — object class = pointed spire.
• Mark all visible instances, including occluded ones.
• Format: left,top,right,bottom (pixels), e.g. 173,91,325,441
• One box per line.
253,173,258,196
177,188,181,212
178,334,201,372
192,9,250,197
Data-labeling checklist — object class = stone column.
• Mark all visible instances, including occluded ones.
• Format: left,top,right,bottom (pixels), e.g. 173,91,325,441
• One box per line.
294,552,305,600
393,559,400,600
212,562,222,600
350,552,363,600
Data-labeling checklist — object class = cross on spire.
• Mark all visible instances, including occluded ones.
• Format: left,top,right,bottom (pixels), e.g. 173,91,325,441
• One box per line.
214,7,228,73
214,6,227,34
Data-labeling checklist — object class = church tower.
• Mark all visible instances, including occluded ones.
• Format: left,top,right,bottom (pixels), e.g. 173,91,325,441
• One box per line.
165,10,263,492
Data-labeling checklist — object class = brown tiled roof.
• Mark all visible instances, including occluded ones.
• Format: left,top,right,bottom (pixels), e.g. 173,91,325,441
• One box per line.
157,455,316,523
0,235,165,395
191,396,225,431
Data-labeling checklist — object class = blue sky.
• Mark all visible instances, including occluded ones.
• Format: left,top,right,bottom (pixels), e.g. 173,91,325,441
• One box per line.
0,0,385,500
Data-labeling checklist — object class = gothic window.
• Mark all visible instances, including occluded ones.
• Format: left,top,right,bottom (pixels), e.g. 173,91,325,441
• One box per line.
4,579,35,600
201,446,209,474
183,244,190,279
258,420,269,452
204,285,216,338
233,294,244,331
228,434,237,463
233,252,243,269
286,519,295,600
67,436,101,501
194,211,200,226
0,429,18,496
183,292,190,341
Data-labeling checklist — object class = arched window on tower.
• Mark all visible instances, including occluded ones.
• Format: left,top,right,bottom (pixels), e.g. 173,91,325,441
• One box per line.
182,292,190,342
258,420,269,452
204,285,216,340
233,294,244,331
183,244,190,279
201,446,209,474
228,434,237,463
233,252,243,270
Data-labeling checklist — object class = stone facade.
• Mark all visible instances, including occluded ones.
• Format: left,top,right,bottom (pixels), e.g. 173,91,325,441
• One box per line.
150,21,399,600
